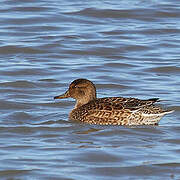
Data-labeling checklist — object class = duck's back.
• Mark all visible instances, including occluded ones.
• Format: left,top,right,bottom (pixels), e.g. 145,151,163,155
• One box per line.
70,97,171,125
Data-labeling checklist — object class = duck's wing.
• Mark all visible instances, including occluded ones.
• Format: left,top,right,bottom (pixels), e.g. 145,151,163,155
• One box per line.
76,97,160,118
72,97,158,124
71,97,173,125
97,97,160,109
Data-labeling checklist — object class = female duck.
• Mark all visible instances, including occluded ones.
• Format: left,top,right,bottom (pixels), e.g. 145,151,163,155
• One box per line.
54,79,173,125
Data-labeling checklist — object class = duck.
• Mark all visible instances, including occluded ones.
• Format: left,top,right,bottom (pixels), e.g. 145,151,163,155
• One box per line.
54,79,174,126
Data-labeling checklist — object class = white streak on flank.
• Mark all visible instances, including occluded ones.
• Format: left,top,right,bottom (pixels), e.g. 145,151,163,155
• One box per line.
142,110,174,117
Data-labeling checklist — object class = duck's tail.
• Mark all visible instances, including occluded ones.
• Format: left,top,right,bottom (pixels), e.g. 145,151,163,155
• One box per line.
142,109,174,117
130,107,174,125
142,109,174,125
161,109,174,115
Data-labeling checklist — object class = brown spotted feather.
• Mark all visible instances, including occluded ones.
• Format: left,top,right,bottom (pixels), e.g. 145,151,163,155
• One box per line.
70,97,167,125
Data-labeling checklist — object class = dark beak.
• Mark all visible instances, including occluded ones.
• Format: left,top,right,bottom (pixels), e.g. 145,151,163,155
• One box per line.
54,90,70,100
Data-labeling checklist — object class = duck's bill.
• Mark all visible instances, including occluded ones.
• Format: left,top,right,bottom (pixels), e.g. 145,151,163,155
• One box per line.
54,90,70,99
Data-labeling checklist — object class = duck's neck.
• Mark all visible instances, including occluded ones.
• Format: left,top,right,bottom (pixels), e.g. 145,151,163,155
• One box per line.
74,90,96,109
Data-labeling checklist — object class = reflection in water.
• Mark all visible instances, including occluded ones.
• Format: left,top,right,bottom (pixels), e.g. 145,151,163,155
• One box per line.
74,128,102,135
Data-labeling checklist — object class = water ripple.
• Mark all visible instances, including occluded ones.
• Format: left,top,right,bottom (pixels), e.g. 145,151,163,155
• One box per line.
0,0,180,179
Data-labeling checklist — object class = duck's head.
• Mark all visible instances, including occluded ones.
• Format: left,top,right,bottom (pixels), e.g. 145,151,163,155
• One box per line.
54,79,97,108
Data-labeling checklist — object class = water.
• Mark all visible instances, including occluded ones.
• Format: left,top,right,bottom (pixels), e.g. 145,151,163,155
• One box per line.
0,0,180,179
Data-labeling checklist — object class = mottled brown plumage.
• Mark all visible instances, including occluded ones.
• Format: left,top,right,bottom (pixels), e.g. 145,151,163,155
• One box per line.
54,79,174,125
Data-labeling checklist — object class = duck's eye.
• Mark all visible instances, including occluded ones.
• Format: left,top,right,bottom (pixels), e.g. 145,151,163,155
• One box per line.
73,85,82,89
